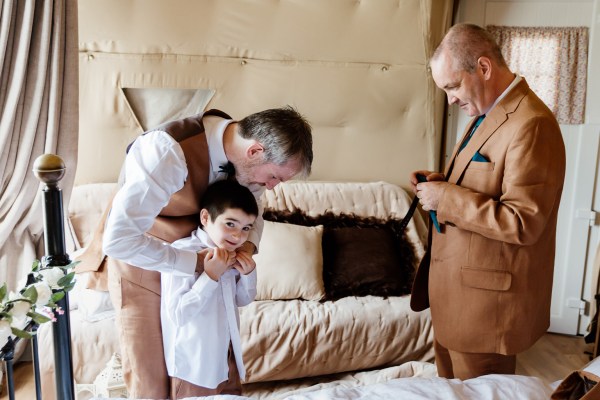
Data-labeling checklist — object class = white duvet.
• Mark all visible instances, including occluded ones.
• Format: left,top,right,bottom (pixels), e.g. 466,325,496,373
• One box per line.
281,375,554,400
91,374,554,400
89,361,556,400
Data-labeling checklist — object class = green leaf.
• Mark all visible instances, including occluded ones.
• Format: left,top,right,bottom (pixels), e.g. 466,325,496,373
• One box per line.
27,311,52,324
62,283,75,292
31,259,40,272
0,312,12,322
57,272,75,287
22,286,38,304
51,292,65,302
0,283,6,302
62,260,80,271
11,327,32,339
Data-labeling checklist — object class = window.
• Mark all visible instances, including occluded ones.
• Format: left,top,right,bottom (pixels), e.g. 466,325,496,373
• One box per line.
487,26,589,125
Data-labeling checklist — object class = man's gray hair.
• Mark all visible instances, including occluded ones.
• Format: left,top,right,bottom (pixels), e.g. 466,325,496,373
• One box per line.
238,106,313,177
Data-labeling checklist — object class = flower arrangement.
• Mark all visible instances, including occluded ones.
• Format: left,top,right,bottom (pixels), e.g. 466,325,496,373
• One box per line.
0,260,77,345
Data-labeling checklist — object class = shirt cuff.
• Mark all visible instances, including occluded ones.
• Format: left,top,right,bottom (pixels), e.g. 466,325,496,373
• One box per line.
172,249,199,277
238,269,257,288
191,272,219,293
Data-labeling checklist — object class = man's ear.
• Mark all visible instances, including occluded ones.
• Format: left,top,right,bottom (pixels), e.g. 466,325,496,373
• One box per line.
478,56,492,80
246,142,264,161
200,209,210,227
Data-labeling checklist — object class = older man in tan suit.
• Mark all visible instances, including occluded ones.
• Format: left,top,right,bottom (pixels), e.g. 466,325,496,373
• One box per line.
410,23,565,379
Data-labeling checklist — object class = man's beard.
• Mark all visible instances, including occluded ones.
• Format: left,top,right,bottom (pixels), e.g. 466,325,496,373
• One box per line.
233,158,262,187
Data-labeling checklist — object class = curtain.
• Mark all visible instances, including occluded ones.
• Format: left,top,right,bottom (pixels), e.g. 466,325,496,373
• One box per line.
0,0,78,292
487,26,589,125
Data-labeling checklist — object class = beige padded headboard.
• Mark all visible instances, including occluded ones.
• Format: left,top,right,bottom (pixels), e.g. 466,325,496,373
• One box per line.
77,0,453,189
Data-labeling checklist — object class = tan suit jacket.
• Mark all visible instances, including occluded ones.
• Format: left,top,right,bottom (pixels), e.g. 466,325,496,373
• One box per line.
411,79,566,355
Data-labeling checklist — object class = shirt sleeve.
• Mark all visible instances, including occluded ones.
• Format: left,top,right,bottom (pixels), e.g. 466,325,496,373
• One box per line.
162,272,218,327
235,269,257,307
102,130,198,276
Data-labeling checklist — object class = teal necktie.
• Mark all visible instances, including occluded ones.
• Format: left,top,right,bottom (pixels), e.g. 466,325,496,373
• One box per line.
458,115,485,153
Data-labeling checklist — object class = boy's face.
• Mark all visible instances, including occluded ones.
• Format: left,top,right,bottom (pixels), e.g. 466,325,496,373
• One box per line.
200,208,256,251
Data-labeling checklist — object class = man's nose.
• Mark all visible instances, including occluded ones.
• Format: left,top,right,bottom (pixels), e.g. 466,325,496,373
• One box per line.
266,179,280,190
448,95,458,105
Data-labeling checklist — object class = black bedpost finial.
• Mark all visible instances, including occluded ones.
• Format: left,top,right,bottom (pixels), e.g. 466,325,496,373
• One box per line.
32,154,75,400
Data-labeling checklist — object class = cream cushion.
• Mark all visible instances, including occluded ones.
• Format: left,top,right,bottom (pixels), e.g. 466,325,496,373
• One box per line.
254,221,325,301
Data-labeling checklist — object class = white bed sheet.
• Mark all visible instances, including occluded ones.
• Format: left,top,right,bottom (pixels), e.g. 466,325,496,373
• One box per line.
89,374,554,400
281,374,554,400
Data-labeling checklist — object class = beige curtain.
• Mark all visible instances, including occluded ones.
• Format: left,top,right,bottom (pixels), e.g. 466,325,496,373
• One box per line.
0,0,78,291
487,26,589,125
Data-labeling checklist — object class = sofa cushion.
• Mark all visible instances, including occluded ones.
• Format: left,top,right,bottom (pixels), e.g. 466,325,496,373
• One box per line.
323,227,407,299
254,221,325,301
263,210,416,300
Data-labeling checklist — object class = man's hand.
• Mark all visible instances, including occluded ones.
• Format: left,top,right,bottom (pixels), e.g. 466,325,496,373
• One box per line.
195,249,210,274
234,251,256,275
416,180,447,212
203,248,232,281
196,248,236,274
234,242,256,274
409,170,445,194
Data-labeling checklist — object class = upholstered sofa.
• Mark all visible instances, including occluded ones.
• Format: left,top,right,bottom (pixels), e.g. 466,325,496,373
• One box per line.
39,180,434,399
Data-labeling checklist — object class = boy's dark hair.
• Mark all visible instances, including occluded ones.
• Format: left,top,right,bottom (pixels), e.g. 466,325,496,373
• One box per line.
200,180,259,221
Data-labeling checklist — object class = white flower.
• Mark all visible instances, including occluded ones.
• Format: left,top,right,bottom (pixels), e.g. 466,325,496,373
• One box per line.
33,282,52,307
39,268,64,288
9,298,31,319
0,320,11,346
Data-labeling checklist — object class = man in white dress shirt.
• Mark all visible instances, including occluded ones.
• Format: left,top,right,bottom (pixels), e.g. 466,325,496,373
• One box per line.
96,107,312,398
162,180,258,399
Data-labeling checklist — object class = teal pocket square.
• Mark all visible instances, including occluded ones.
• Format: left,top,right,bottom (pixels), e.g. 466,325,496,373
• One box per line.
472,151,489,162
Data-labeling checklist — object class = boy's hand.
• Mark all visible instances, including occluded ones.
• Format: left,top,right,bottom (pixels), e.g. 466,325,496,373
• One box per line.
234,251,256,275
204,248,232,281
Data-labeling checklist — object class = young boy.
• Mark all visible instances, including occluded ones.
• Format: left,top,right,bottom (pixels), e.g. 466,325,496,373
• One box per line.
160,180,259,399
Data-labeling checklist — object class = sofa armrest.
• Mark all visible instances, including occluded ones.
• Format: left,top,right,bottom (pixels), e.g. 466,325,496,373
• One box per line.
68,183,118,248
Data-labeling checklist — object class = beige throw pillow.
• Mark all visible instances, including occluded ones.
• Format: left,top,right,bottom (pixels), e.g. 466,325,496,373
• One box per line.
254,221,324,301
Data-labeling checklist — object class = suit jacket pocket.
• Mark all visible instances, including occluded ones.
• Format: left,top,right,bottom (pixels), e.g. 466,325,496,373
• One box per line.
467,160,495,171
460,161,498,195
461,266,512,291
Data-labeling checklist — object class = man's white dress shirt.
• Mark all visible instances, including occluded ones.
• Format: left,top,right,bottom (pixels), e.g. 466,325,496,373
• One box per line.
102,115,264,277
161,227,257,388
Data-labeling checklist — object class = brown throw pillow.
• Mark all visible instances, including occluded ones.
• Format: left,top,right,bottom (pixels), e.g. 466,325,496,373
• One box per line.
323,227,408,300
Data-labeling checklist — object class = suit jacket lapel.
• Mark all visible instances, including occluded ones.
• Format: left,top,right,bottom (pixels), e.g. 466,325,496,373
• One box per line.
446,79,530,184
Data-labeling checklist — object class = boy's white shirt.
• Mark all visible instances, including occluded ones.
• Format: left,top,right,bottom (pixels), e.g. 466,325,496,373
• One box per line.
161,226,257,388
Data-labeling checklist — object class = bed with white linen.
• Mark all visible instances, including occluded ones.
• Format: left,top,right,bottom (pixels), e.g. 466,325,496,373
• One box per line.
86,362,559,400
39,180,434,399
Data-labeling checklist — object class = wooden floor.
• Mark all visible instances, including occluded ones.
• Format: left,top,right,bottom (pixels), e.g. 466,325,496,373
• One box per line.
516,332,593,384
1,333,593,399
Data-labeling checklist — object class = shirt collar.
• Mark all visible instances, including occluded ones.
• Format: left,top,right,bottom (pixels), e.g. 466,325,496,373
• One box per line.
484,74,522,115
204,115,234,174
192,227,216,248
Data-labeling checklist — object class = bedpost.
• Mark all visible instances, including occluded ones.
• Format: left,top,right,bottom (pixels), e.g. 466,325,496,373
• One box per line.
33,154,75,400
